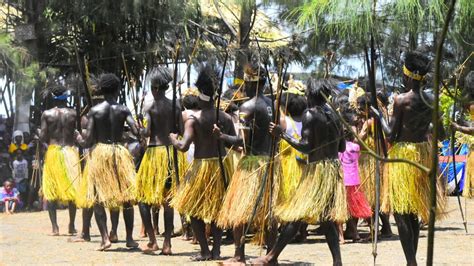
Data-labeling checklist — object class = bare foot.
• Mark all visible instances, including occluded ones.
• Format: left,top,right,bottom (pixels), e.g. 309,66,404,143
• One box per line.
160,244,172,255
68,224,77,235
249,256,277,265
191,254,212,261
222,256,246,265
126,239,139,249
68,233,91,242
96,240,112,251
49,226,60,236
109,231,118,243
140,242,159,254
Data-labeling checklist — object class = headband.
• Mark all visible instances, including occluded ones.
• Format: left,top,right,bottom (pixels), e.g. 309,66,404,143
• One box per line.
198,93,212,102
403,65,425,81
52,91,71,101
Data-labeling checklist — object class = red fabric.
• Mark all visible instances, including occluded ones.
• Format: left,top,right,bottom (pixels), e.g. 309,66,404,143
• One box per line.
346,185,372,219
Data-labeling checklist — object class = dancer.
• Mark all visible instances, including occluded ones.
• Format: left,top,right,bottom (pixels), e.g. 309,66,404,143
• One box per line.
277,88,309,242
376,51,446,265
40,86,80,236
252,78,347,265
81,73,139,251
170,65,236,260
135,67,182,254
215,63,280,264
452,71,474,198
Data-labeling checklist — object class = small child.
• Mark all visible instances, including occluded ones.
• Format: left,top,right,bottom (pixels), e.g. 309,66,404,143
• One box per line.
338,127,372,243
12,149,28,203
1,179,21,214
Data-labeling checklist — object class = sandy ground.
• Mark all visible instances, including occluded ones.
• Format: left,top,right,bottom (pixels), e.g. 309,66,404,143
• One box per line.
1,197,473,265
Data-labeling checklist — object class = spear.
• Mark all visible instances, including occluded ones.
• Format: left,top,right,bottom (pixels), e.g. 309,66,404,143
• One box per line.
450,80,468,234
172,41,181,187
215,48,230,188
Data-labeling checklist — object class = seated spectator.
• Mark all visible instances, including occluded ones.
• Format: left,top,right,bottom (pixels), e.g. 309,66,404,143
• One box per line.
0,179,21,214
12,150,29,205
8,130,28,155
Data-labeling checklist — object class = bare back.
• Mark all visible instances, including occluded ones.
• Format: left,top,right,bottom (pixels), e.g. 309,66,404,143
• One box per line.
304,105,344,162
390,90,432,143
240,96,273,156
87,100,134,144
190,109,235,159
40,107,77,146
145,98,181,146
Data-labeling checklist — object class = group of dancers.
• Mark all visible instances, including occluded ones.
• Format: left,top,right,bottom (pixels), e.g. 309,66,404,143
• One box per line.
38,50,474,265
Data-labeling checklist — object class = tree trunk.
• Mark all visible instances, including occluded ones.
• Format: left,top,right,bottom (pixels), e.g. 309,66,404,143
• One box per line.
234,1,254,80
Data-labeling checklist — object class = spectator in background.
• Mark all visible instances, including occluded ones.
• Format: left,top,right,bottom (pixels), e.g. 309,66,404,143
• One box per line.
12,149,28,207
1,179,21,214
0,134,11,184
9,130,28,155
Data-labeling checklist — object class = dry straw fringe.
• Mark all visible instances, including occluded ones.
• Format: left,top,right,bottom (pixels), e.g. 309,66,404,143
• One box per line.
463,150,474,198
457,132,474,198
359,136,377,208
135,146,175,205
277,140,304,206
84,143,136,209
217,155,280,229
276,159,348,224
171,157,233,223
42,145,80,203
381,142,447,222
76,152,93,208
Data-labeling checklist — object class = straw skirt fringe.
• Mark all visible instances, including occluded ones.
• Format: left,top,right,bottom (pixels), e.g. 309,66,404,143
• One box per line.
277,141,304,206
135,146,174,205
171,157,233,223
463,150,474,198
276,159,348,224
84,143,136,209
381,142,447,222
42,145,80,203
217,155,280,229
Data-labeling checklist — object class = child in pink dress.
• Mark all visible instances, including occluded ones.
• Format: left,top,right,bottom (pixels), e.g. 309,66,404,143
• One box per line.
338,132,372,243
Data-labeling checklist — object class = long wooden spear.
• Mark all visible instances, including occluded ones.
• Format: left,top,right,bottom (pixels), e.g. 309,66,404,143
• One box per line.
172,41,181,187
216,49,230,188
450,79,468,234
427,0,457,263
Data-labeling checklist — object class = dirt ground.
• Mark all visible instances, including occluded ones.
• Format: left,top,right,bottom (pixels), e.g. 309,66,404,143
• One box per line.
1,197,473,265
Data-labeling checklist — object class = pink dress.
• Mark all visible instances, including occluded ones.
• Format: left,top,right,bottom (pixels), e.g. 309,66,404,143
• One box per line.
339,141,372,219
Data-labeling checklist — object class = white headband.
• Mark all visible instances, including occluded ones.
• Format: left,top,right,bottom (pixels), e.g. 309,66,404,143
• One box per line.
198,93,211,102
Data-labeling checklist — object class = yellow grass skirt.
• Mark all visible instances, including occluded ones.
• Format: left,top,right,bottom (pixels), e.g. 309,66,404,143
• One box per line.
276,159,348,224
381,142,447,222
135,146,175,205
42,145,80,203
359,153,376,208
277,141,304,206
83,143,136,209
462,150,474,198
171,157,233,223
217,155,280,229
75,152,93,208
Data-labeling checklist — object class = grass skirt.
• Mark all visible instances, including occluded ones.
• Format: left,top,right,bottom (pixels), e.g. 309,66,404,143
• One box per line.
83,143,136,209
276,159,348,224
277,141,304,206
463,150,474,198
171,157,233,223
75,152,93,208
217,155,280,229
359,153,377,208
135,146,175,205
346,185,372,219
42,145,80,203
381,142,447,222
